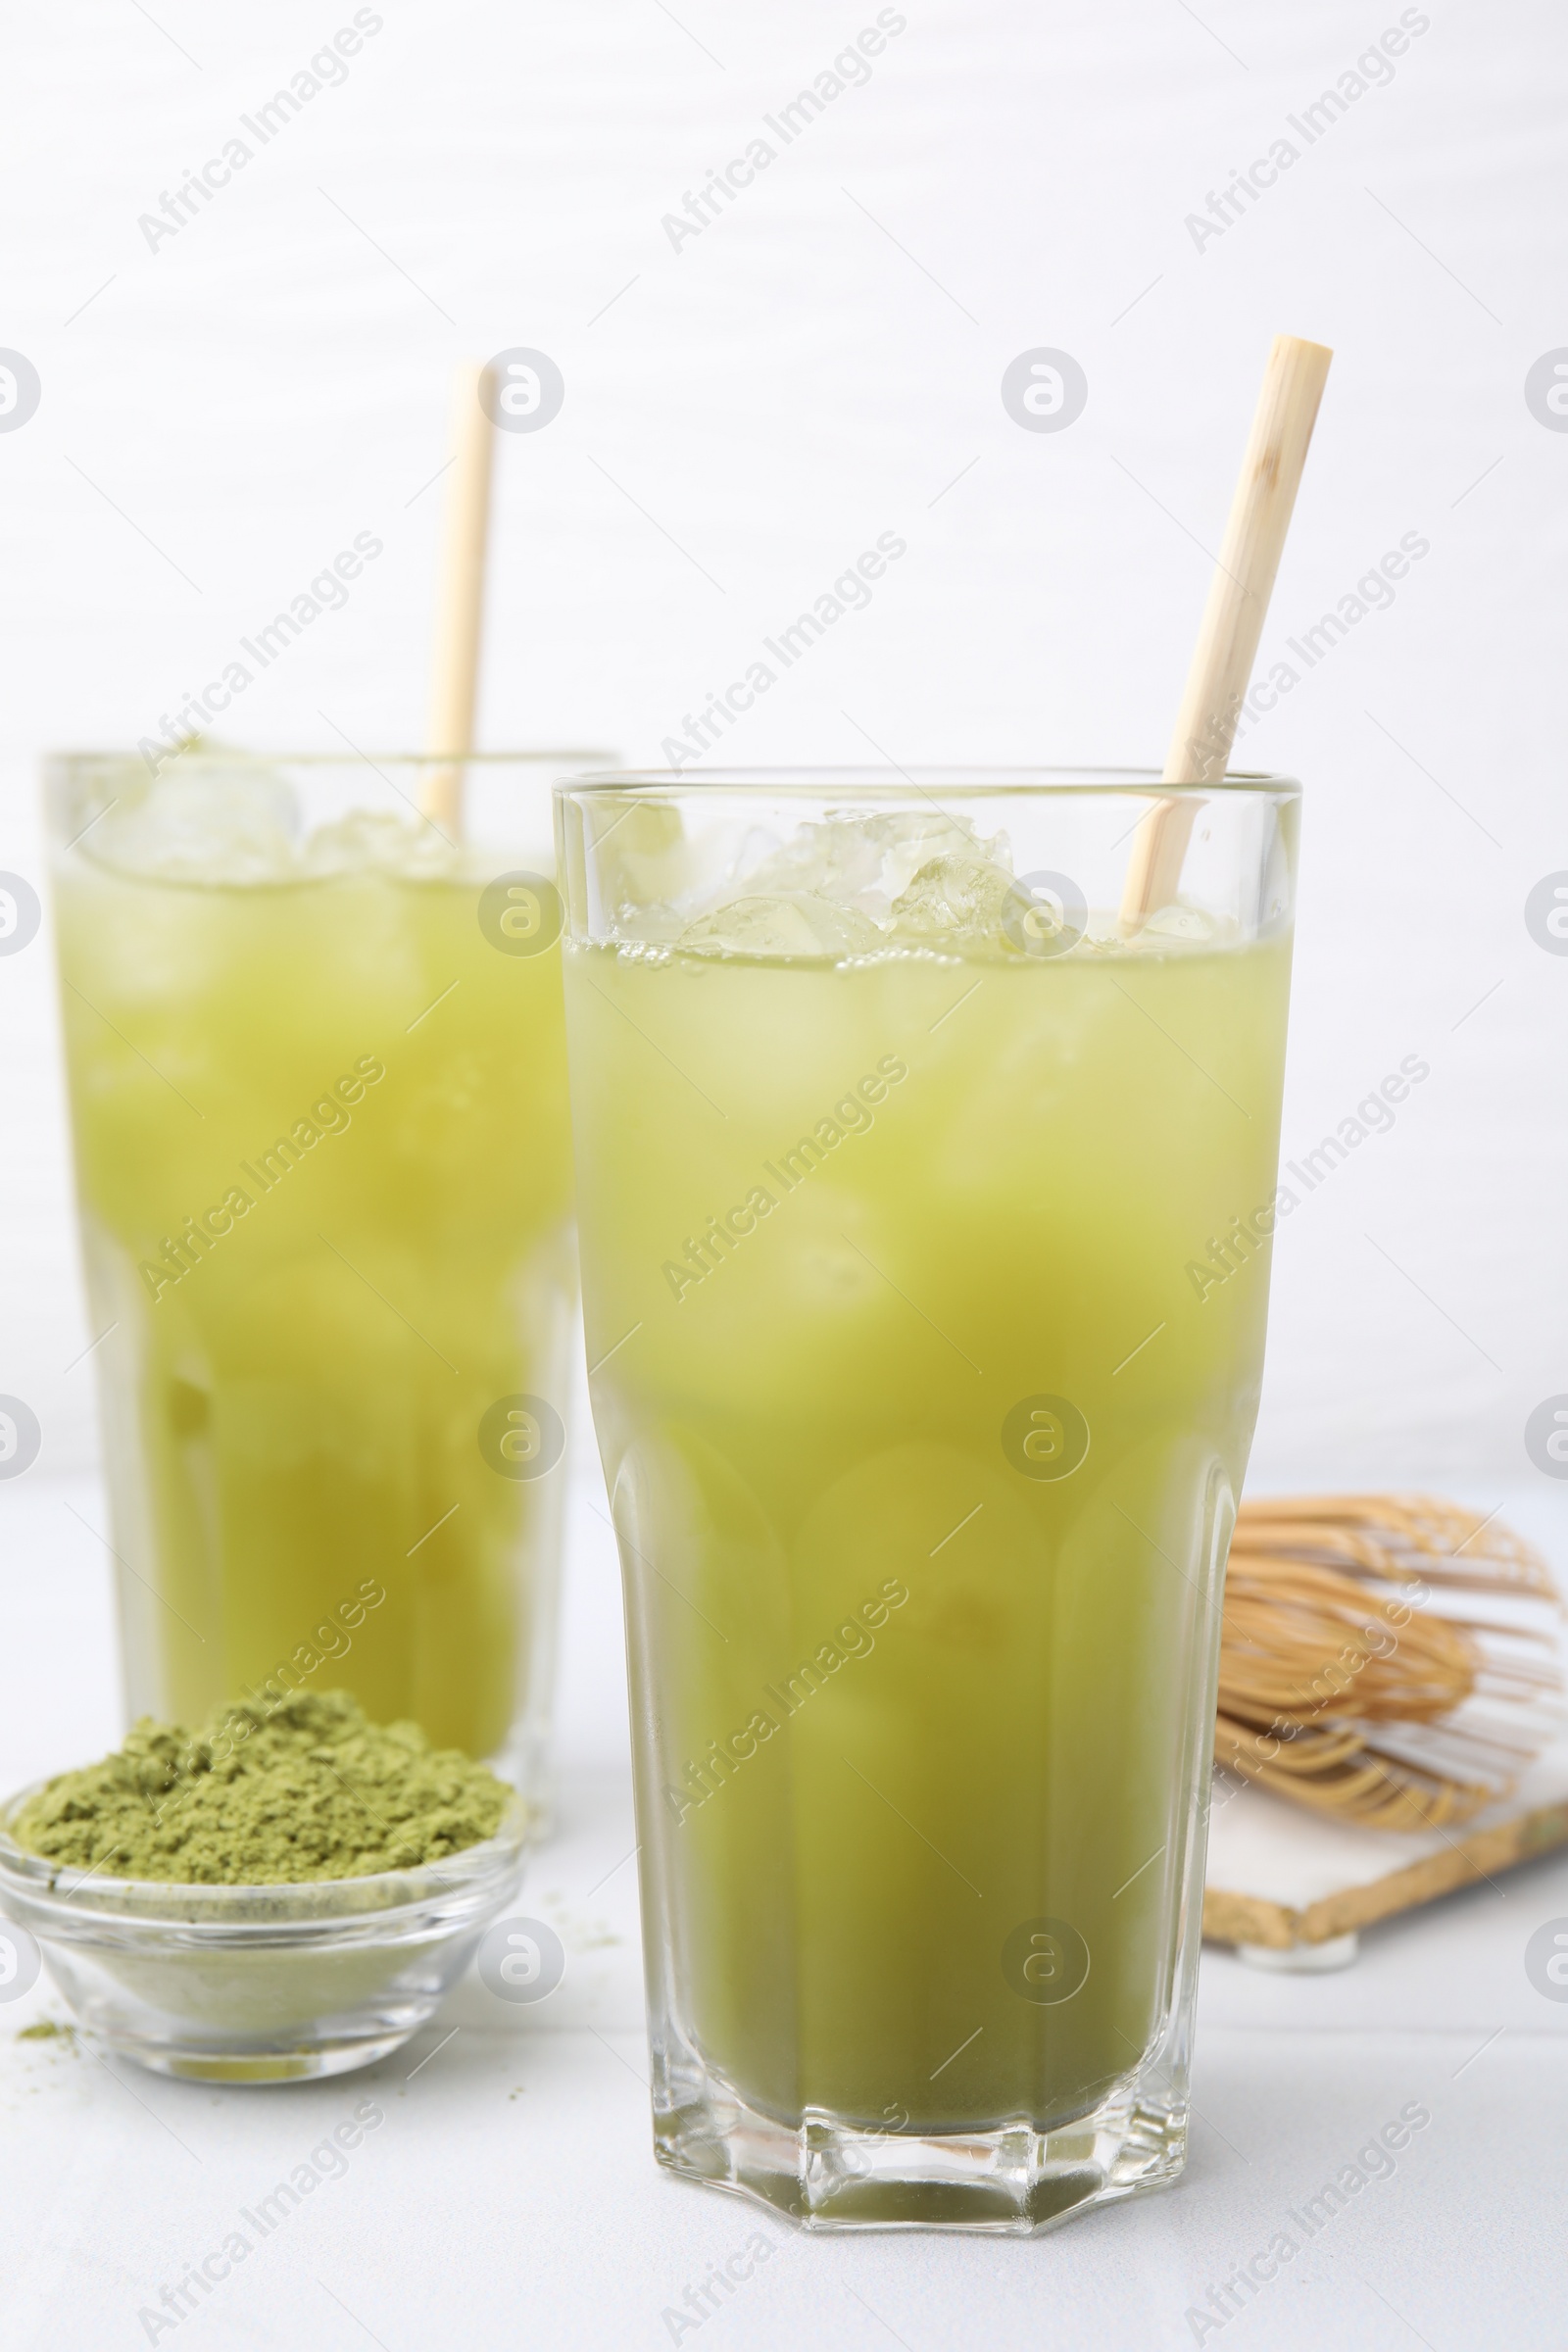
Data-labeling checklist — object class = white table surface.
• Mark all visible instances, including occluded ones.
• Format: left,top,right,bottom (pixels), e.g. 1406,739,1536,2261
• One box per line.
3,1460,1566,2352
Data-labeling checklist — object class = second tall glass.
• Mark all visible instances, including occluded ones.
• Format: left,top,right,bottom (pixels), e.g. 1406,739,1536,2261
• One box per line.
49,749,611,1802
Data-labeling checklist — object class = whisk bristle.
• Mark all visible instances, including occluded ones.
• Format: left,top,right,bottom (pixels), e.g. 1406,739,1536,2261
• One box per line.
1216,1494,1563,1831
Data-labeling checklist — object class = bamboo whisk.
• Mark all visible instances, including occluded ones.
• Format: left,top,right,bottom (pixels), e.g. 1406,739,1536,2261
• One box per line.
1216,1495,1563,1833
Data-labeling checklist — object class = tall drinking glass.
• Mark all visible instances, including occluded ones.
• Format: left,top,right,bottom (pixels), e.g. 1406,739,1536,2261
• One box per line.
558,768,1298,2230
49,749,612,1805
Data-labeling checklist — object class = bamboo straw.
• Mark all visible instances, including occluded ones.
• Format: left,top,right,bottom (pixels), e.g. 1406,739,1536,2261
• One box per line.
1119,333,1333,932
421,359,499,833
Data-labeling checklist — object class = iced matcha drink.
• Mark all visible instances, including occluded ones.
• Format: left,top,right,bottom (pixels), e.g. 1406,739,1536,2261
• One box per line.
558,771,1298,2229
50,752,606,1786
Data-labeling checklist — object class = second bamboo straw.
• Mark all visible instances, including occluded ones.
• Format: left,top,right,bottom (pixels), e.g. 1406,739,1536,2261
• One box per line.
422,360,499,835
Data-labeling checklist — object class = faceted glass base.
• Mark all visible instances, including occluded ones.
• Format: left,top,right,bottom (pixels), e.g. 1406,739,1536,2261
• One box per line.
654,2037,1190,2234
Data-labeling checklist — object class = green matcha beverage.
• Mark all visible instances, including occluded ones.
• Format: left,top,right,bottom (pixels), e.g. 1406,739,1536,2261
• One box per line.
49,751,609,1795
558,770,1298,2230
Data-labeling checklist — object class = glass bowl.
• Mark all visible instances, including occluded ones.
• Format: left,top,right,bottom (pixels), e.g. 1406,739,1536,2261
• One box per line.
0,1786,528,2082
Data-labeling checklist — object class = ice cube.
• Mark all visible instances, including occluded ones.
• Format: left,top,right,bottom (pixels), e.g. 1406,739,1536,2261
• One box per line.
677,891,885,959
79,761,302,885
1136,903,1225,948
628,808,1023,956
888,854,1019,948
738,810,1005,926
303,809,461,882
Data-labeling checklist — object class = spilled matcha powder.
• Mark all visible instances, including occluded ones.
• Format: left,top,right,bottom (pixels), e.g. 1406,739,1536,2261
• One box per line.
12,1690,512,1885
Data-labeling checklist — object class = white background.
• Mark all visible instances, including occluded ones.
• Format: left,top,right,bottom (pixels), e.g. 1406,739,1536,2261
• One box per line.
1,6,1567,2348
0,0,1564,1484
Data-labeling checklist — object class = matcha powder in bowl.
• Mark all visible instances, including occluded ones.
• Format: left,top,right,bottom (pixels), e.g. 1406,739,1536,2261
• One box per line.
12,1690,511,1885
0,1693,529,2082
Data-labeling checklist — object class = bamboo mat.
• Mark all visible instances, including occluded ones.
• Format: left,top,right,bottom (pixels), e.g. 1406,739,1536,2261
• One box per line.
1203,1729,1568,1957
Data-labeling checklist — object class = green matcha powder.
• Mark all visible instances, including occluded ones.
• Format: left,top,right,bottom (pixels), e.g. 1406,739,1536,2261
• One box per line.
12,1690,512,1885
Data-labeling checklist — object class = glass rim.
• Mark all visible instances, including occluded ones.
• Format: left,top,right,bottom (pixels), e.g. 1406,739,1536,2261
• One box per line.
554,764,1299,802
45,747,617,773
